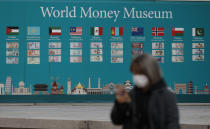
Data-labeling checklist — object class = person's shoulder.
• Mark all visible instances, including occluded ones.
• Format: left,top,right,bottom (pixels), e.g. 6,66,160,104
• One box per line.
162,87,177,102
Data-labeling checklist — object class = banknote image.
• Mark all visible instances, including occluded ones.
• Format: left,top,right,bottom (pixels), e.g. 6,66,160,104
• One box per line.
90,42,103,48
6,49,19,56
111,42,123,49
70,42,82,48
6,42,19,49
192,55,204,61
192,49,204,55
6,57,19,64
192,43,204,48
49,56,61,62
152,50,164,56
49,49,61,55
155,57,164,63
132,49,144,56
70,56,82,63
172,49,184,55
111,57,123,63
172,56,184,62
90,49,103,55
111,50,123,56
152,42,164,49
70,49,82,55
90,55,103,62
27,57,40,64
172,43,184,49
132,42,144,48
28,50,40,56
49,42,61,49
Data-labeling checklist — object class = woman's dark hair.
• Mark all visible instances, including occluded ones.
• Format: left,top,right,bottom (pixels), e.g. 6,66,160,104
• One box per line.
130,54,162,85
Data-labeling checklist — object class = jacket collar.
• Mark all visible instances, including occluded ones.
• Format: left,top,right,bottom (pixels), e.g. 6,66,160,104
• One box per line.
149,79,166,92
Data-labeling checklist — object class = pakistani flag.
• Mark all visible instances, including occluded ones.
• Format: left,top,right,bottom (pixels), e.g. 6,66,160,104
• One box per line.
49,27,61,35
6,27,19,35
192,28,204,36
91,27,103,36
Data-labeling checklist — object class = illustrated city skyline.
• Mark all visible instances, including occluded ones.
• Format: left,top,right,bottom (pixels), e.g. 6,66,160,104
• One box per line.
0,75,209,95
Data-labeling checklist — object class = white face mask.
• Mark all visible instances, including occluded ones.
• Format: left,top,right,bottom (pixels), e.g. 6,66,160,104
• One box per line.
133,74,149,88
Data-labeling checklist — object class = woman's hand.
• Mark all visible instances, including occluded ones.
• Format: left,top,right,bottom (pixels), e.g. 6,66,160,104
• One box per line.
115,87,131,104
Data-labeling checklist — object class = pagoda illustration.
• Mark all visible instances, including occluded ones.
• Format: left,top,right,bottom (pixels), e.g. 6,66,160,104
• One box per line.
51,80,59,95
72,82,87,95
124,80,133,90
60,85,64,95
188,81,193,94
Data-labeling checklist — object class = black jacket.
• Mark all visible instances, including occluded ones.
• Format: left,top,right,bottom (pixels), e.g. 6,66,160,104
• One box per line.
111,79,180,129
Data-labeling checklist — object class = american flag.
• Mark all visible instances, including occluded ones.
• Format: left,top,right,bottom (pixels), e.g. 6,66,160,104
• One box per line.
152,27,164,36
70,27,82,36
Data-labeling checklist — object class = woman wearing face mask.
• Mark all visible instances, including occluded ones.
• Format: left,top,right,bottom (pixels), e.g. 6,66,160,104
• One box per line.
111,54,180,129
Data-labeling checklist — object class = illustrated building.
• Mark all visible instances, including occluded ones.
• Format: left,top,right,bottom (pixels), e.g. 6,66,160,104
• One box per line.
67,77,71,95
123,80,133,91
194,85,198,94
102,80,133,95
51,80,59,95
34,84,48,95
5,76,12,95
188,81,193,94
87,77,102,95
197,83,210,94
60,85,65,95
0,84,4,95
204,83,209,94
175,83,186,94
102,82,116,94
72,82,87,95
11,84,14,95
13,81,31,95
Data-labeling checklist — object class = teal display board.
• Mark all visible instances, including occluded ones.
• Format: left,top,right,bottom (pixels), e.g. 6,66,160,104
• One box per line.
0,0,210,99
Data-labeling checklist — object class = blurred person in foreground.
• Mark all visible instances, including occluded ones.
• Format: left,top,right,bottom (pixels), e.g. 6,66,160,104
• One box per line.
111,54,180,129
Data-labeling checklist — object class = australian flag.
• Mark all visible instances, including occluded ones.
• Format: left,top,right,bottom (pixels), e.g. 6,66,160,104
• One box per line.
132,27,144,36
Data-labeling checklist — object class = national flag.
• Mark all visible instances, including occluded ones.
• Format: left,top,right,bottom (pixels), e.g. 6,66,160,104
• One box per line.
70,27,82,36
111,27,123,36
172,28,184,36
49,27,61,35
152,27,164,36
131,27,144,36
91,27,103,36
6,26,19,35
27,26,40,35
192,28,204,36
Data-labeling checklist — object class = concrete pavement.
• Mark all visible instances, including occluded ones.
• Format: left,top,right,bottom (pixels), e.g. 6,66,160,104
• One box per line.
0,103,209,129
